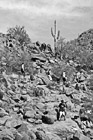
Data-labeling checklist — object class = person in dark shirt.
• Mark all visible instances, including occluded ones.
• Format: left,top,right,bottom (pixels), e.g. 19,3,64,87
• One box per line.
58,100,67,121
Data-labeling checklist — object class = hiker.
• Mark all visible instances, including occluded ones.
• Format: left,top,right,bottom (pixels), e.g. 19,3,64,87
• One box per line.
75,82,80,90
62,71,67,85
58,100,67,121
80,83,87,91
30,74,34,81
76,71,83,83
21,63,25,77
47,69,52,81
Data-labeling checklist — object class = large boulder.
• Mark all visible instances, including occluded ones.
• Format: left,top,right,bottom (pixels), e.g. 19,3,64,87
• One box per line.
35,130,49,140
42,114,56,124
21,132,30,140
72,131,91,140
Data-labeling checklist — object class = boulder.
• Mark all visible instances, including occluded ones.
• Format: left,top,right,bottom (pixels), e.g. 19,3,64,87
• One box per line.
28,131,36,140
35,130,49,140
42,115,56,124
21,132,30,140
0,128,14,140
72,132,91,140
79,75,86,82
0,108,8,117
5,118,22,128
24,110,35,118
17,123,28,134
46,132,61,140
27,118,35,123
37,73,52,85
14,133,22,140
80,134,91,140
0,91,4,100
35,120,42,124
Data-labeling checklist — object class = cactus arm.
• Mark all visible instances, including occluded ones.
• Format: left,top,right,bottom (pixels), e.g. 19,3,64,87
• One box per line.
54,20,56,35
51,27,55,38
57,30,60,40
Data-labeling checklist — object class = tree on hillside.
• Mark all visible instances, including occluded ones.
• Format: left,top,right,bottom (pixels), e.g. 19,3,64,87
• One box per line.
7,26,31,46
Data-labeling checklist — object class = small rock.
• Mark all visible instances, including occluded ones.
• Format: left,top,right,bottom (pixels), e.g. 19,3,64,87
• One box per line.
13,107,19,112
24,110,35,118
34,113,42,120
20,95,27,102
17,123,28,134
79,75,86,82
35,119,42,124
12,95,20,103
27,118,35,123
21,90,27,95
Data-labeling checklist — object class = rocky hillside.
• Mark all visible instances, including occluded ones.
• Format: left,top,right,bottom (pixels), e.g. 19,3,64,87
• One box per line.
0,29,93,140
77,29,93,49
57,29,93,69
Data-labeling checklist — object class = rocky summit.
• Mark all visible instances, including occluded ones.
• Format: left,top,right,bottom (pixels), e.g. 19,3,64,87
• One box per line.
0,29,93,140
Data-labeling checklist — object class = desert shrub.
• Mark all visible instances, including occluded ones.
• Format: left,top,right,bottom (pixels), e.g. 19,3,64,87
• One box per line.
86,53,93,69
33,87,44,97
1,41,33,74
56,37,66,59
7,26,31,46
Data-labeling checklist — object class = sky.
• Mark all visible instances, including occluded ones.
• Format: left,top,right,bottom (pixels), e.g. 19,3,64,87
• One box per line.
0,0,93,46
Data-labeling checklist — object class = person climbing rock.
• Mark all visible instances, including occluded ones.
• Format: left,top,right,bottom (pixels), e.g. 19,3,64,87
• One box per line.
75,82,80,90
62,71,67,85
76,72,80,82
30,74,34,81
47,69,52,81
76,71,82,83
21,63,25,77
0,90,4,100
58,100,67,121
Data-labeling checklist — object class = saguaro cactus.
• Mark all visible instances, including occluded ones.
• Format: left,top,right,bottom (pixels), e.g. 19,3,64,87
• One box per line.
51,20,60,57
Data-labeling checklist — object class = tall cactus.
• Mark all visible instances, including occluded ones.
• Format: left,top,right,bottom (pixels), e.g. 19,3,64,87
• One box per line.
51,20,60,57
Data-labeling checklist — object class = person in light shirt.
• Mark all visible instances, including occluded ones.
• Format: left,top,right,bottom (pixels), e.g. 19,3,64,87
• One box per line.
21,63,25,77
62,71,67,85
